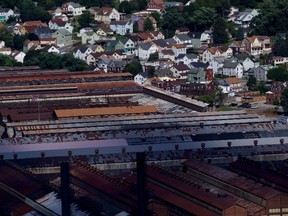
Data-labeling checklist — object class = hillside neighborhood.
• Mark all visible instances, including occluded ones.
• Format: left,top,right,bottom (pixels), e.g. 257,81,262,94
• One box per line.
0,0,287,108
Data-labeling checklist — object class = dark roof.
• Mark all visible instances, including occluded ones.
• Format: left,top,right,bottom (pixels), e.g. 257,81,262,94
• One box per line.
175,34,191,41
190,62,208,69
173,63,190,71
223,60,240,69
213,79,230,87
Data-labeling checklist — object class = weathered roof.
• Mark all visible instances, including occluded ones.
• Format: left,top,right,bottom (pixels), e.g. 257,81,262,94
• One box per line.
55,105,158,118
223,60,240,69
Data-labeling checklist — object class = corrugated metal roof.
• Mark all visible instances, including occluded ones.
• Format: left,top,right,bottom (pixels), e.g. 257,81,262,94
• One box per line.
55,105,158,118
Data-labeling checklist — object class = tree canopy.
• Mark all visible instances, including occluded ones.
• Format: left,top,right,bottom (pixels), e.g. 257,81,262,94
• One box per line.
213,17,229,44
251,0,288,35
123,60,142,77
281,88,288,113
267,66,288,81
24,50,88,71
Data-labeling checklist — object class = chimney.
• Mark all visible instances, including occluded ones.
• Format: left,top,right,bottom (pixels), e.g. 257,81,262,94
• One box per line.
61,162,70,216
137,152,147,216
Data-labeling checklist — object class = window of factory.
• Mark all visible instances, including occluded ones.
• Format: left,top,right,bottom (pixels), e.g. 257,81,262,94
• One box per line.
282,208,288,212
269,208,280,214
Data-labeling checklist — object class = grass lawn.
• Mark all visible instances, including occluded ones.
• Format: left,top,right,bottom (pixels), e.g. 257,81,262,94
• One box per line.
216,105,238,111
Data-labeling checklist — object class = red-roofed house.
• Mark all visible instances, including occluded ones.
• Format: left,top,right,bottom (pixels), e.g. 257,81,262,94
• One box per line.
147,0,165,12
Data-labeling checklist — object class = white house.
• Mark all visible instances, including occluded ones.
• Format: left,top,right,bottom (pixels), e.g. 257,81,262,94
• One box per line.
10,51,25,63
81,31,99,44
48,18,73,33
73,46,93,60
214,79,231,94
62,2,86,17
208,57,225,75
173,34,193,48
229,53,258,71
222,59,244,78
110,20,133,35
170,44,187,57
176,53,198,65
136,43,158,61
0,8,14,22
234,9,259,28
91,7,120,24
134,72,148,85
43,45,60,54
200,30,213,45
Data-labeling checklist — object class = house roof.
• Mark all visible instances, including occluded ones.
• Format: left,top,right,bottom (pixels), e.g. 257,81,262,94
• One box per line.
98,25,113,33
176,27,189,33
173,63,190,71
245,36,257,43
172,44,186,49
155,68,173,77
161,49,174,55
74,45,91,53
213,57,225,63
23,20,47,27
175,34,191,41
223,60,241,69
107,59,126,67
188,68,202,74
190,62,208,69
50,18,67,27
35,27,53,34
24,26,38,33
110,20,130,25
138,31,152,40
139,43,153,50
225,77,242,84
56,28,71,36
66,2,83,8
213,79,230,87
96,7,114,16
148,0,164,5
207,47,219,54
0,8,11,13
153,39,172,48
137,72,148,78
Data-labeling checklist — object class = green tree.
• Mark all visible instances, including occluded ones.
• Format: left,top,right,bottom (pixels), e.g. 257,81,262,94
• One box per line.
246,76,257,90
150,12,161,24
250,0,288,35
198,95,213,104
212,87,225,106
189,7,216,31
281,88,288,113
62,54,89,71
213,17,229,44
236,27,244,41
0,27,13,48
123,60,142,77
161,8,187,34
12,35,26,50
77,11,93,29
267,66,288,81
144,18,154,31
0,54,21,66
148,52,159,61
119,1,135,14
147,67,155,78
273,34,288,57
257,81,269,95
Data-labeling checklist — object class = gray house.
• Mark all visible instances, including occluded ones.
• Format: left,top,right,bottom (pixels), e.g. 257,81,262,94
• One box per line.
34,27,53,39
53,29,72,46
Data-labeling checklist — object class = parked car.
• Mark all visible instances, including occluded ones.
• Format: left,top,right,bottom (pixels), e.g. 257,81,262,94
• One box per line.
250,103,258,109
229,103,238,107
238,103,251,108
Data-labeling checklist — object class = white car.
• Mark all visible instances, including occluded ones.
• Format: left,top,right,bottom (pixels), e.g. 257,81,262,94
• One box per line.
250,103,258,109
